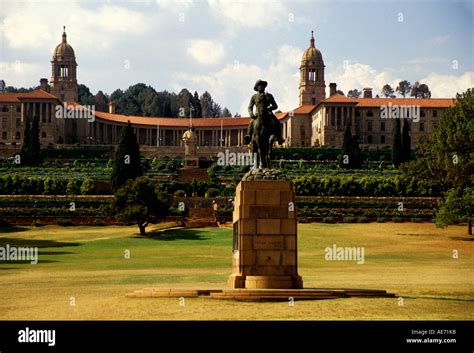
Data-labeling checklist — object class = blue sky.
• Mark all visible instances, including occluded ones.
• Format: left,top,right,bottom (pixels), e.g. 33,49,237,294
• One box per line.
1,0,472,115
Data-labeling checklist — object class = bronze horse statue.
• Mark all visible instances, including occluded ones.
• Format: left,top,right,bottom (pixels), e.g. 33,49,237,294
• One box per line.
245,80,284,169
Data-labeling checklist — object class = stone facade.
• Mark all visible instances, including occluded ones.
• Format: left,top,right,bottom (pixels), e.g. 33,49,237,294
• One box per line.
228,180,303,289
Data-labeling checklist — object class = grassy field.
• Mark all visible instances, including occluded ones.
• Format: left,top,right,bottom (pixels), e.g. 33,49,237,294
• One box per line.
0,222,473,320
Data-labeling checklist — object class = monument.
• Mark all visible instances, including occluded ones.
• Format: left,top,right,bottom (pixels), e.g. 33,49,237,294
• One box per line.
228,80,303,289
182,127,198,168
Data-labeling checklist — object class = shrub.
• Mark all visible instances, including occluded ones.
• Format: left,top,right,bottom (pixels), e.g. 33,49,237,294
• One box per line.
206,188,220,198
411,217,423,223
357,216,369,223
57,218,74,226
377,217,386,223
322,216,335,223
343,216,356,223
392,217,404,223
93,218,105,226
174,190,186,197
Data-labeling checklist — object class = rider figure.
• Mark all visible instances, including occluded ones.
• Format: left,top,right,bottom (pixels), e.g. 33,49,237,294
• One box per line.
244,80,284,145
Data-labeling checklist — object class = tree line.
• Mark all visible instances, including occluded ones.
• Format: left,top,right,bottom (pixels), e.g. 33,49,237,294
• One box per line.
346,80,432,99
5,83,235,118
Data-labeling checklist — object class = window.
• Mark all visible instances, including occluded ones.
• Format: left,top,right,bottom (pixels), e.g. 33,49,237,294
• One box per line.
16,118,21,128
41,132,46,138
15,131,21,140
311,98,316,105
2,105,8,112
355,110,360,117
367,135,373,144
380,122,385,131
367,121,372,131
16,106,21,113
366,110,373,117
433,110,437,117
2,117,7,129
420,122,424,132
420,110,425,117
380,135,385,144
1,131,6,140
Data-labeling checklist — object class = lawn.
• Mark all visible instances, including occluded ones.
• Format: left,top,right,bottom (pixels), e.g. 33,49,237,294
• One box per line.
0,222,472,320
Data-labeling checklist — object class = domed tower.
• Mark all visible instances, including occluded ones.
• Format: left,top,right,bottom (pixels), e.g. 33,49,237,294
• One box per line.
50,26,78,102
299,31,325,106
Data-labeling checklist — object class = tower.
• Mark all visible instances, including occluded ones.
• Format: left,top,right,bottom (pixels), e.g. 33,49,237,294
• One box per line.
50,26,78,102
299,31,326,106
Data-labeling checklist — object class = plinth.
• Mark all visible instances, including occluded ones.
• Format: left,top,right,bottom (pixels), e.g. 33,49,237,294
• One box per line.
228,180,303,289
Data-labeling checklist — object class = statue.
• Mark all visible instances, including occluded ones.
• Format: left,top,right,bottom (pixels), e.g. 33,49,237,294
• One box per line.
244,80,284,169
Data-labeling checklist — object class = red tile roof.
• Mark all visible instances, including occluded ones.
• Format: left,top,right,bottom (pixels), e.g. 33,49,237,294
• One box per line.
320,93,455,108
94,111,289,128
291,105,317,114
0,89,60,103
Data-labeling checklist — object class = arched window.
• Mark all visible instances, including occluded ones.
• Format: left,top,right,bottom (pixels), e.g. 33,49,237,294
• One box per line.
1,131,7,140
380,135,385,144
16,132,21,140
367,135,373,144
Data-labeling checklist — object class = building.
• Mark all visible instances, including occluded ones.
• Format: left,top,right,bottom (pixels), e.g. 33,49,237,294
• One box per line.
0,29,456,159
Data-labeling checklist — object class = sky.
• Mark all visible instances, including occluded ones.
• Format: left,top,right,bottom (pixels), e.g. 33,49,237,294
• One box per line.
0,0,473,116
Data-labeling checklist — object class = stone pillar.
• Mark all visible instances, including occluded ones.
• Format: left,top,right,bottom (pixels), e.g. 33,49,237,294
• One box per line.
228,180,303,289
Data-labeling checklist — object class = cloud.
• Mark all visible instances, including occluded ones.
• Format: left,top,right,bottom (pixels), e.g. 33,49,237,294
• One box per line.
0,61,43,88
207,0,287,28
327,62,400,96
156,0,195,12
1,1,153,52
421,71,474,98
431,34,450,45
328,61,473,98
172,44,301,115
187,40,226,65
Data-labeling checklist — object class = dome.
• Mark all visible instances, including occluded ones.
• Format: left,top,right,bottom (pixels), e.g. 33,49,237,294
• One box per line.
53,27,75,58
301,31,323,64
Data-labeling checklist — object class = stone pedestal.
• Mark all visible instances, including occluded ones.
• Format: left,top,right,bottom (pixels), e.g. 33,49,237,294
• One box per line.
228,180,303,289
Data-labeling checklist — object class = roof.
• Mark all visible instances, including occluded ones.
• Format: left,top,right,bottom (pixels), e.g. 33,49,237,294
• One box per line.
292,105,317,114
319,93,456,109
94,111,289,128
0,89,61,103
53,29,75,58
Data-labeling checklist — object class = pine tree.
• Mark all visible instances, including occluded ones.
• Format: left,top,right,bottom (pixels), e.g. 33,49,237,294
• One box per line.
29,116,42,165
20,115,31,165
340,124,352,169
401,119,411,163
192,91,202,118
392,119,402,167
111,121,142,191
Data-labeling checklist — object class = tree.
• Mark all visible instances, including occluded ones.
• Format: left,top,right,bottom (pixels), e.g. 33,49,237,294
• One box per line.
396,80,411,98
29,116,42,165
381,84,395,98
200,91,221,117
418,83,431,98
19,116,31,165
402,88,474,233
111,121,142,191
112,176,169,235
78,84,95,105
336,90,345,96
94,90,109,112
391,118,402,167
401,119,411,163
435,187,473,235
339,124,363,169
191,91,202,118
410,81,431,98
221,107,232,117
176,88,193,118
347,89,361,98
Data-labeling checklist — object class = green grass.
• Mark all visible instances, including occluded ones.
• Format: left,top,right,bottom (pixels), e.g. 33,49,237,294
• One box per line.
0,222,473,320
